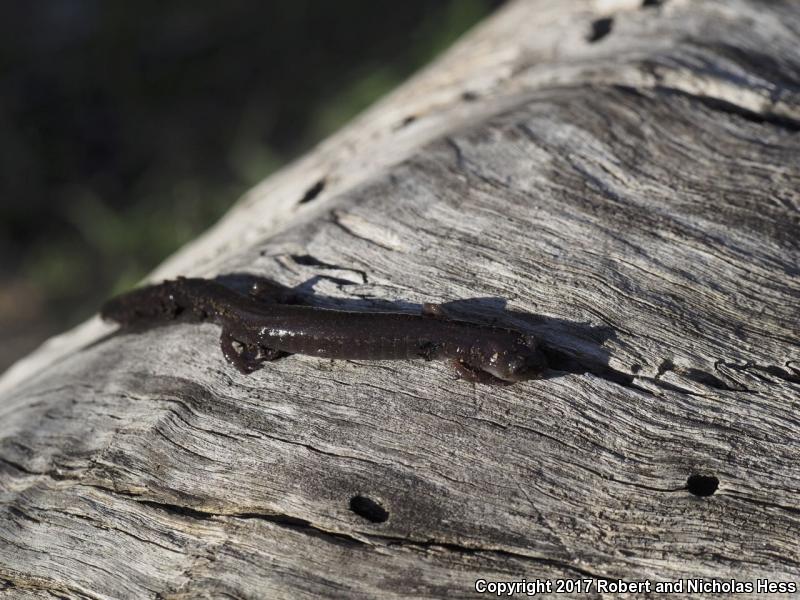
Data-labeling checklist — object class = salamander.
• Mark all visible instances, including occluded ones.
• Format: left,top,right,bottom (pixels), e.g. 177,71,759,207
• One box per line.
101,277,547,384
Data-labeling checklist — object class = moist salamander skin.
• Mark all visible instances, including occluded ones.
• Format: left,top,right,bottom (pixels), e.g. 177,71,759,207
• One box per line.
101,278,548,383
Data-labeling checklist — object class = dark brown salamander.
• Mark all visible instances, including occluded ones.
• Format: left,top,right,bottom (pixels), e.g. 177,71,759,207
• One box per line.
101,278,547,384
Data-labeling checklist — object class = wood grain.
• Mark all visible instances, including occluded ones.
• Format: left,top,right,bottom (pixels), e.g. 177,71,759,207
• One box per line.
2,0,799,597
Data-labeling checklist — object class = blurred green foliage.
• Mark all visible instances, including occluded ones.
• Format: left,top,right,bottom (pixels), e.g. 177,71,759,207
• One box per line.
0,0,502,345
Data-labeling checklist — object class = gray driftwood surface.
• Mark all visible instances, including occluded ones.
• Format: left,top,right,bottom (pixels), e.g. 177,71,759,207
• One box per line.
2,0,799,598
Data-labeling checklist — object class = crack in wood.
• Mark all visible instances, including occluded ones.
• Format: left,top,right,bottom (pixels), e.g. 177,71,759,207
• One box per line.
69,485,617,578
614,83,800,132
718,361,800,385
0,570,107,600
289,254,369,285
368,533,613,581
329,210,400,252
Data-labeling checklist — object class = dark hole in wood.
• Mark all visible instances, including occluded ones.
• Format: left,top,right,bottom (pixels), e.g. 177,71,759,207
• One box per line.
291,254,325,267
687,474,719,497
641,0,664,7
587,17,613,43
349,495,389,523
299,178,326,204
630,364,642,374
656,358,674,377
399,115,417,128
461,91,479,102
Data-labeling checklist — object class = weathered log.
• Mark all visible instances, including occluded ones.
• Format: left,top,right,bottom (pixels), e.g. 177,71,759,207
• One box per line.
2,0,799,597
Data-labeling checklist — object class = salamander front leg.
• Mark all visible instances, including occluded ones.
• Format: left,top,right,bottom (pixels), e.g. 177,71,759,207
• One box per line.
249,279,304,306
452,359,511,386
220,329,285,374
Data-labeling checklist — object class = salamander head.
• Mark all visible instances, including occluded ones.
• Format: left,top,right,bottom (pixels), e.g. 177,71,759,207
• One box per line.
100,278,209,326
482,336,548,382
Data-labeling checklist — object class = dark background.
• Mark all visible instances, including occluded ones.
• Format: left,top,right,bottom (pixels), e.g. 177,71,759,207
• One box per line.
0,0,503,373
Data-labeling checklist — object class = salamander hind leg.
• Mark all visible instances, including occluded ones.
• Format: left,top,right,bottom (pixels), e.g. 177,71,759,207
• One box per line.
452,359,511,386
220,329,285,374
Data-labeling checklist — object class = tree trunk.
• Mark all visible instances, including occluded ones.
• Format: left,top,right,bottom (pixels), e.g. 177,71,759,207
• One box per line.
2,0,799,598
